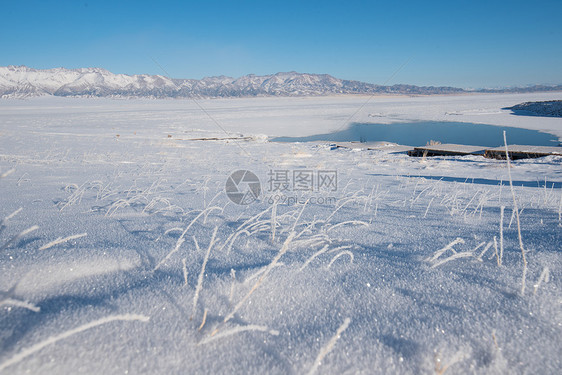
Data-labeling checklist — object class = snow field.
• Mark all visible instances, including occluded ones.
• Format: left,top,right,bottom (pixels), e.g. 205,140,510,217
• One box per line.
0,94,561,374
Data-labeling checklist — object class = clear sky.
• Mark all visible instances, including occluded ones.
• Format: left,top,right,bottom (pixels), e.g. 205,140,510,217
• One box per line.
1,0,561,88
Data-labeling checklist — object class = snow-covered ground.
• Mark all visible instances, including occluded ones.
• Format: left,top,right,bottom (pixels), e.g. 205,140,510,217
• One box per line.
0,93,561,374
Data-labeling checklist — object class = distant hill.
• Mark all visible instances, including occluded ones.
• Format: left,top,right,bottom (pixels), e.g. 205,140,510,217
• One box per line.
1,65,560,99
479,85,562,94
504,100,562,117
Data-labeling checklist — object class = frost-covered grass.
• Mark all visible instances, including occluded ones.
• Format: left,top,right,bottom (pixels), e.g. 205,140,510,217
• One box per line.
0,94,561,374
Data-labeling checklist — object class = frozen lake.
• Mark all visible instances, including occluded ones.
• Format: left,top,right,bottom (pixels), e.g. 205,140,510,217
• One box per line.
272,121,560,147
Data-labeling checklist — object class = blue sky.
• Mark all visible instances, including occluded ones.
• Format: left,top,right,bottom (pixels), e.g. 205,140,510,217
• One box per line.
1,0,561,88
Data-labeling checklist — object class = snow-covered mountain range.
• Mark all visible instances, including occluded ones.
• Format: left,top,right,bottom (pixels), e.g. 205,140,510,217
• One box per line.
0,65,465,99
1,65,561,99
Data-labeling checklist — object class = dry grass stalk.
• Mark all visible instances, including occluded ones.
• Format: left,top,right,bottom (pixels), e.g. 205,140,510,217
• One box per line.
499,206,505,266
198,309,208,331
0,298,40,313
434,350,466,375
229,269,236,303
217,232,296,332
423,197,435,218
199,324,279,345
39,233,87,251
430,252,474,269
503,131,527,295
182,258,188,286
327,251,354,269
1,225,39,251
271,200,277,243
191,227,218,320
426,238,464,263
299,245,329,272
0,314,149,373
533,267,550,295
154,206,221,271
326,220,369,232
493,236,500,266
307,318,351,375
0,168,15,179
219,206,272,252
475,241,493,262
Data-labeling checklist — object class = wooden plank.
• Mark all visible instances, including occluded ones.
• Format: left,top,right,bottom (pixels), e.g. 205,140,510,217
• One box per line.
408,143,486,157
484,145,562,160
330,141,562,160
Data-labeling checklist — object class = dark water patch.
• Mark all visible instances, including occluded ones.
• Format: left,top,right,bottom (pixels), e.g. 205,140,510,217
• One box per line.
272,122,560,147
